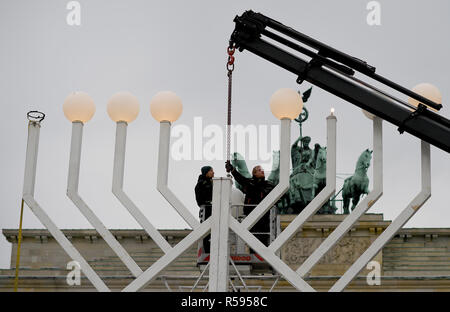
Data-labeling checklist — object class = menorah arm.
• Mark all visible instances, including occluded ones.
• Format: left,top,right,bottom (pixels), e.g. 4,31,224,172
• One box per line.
66,122,143,278
330,141,430,292
296,117,383,278
22,121,109,291
112,122,172,253
157,121,200,229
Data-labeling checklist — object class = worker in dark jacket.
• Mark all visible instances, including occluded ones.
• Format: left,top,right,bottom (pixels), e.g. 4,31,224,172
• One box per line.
225,161,274,246
195,166,214,253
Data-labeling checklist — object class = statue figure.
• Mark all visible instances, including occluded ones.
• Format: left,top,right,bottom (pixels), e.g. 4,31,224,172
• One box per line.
288,135,315,213
292,136,315,173
342,149,372,214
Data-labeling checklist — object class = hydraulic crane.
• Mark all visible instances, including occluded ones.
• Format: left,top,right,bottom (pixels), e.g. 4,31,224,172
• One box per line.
228,10,450,153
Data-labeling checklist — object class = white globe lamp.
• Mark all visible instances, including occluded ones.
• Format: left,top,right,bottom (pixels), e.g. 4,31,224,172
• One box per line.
107,92,140,123
270,88,303,120
63,91,96,123
150,91,183,122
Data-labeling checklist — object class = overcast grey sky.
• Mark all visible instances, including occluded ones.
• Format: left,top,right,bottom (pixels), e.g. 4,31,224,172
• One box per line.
0,0,449,269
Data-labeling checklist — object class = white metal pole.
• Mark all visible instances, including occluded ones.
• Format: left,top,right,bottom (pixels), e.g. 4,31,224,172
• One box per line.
209,177,232,292
22,122,40,196
156,121,200,229
22,121,109,291
269,114,337,253
66,121,142,277
330,140,430,292
112,121,172,253
296,116,383,278
241,118,291,230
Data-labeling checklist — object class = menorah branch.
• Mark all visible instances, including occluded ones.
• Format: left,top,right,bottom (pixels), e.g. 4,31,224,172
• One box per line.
22,121,109,292
297,116,383,278
112,121,172,253
156,121,200,229
66,121,143,278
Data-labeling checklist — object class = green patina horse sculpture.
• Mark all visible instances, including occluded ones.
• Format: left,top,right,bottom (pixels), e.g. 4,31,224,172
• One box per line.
342,149,372,214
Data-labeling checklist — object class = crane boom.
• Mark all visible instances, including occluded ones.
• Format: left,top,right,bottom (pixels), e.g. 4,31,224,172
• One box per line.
229,10,450,153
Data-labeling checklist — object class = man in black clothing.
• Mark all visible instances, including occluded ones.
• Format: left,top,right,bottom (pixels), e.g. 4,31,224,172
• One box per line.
225,161,274,246
194,166,214,253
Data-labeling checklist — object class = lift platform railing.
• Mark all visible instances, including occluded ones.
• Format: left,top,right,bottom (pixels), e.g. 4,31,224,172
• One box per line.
197,203,278,265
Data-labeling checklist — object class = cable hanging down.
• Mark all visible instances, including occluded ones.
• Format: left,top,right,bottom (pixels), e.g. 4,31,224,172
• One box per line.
226,43,236,164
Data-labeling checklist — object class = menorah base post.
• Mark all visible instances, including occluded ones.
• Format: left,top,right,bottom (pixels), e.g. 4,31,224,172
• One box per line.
209,177,232,292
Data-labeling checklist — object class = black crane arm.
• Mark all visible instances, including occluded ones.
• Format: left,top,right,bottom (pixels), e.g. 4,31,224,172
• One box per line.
229,10,450,153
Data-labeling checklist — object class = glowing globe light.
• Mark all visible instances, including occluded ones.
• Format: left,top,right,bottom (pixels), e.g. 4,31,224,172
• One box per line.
63,91,96,123
408,83,442,112
270,88,303,120
150,91,183,122
107,92,140,123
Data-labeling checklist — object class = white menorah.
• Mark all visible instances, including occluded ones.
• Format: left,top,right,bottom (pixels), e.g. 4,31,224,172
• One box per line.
22,89,430,292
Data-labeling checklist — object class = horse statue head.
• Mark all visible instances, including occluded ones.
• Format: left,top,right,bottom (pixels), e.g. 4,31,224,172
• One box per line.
355,148,373,174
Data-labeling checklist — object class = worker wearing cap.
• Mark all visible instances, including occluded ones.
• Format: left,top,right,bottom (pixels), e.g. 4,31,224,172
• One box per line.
194,166,214,253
